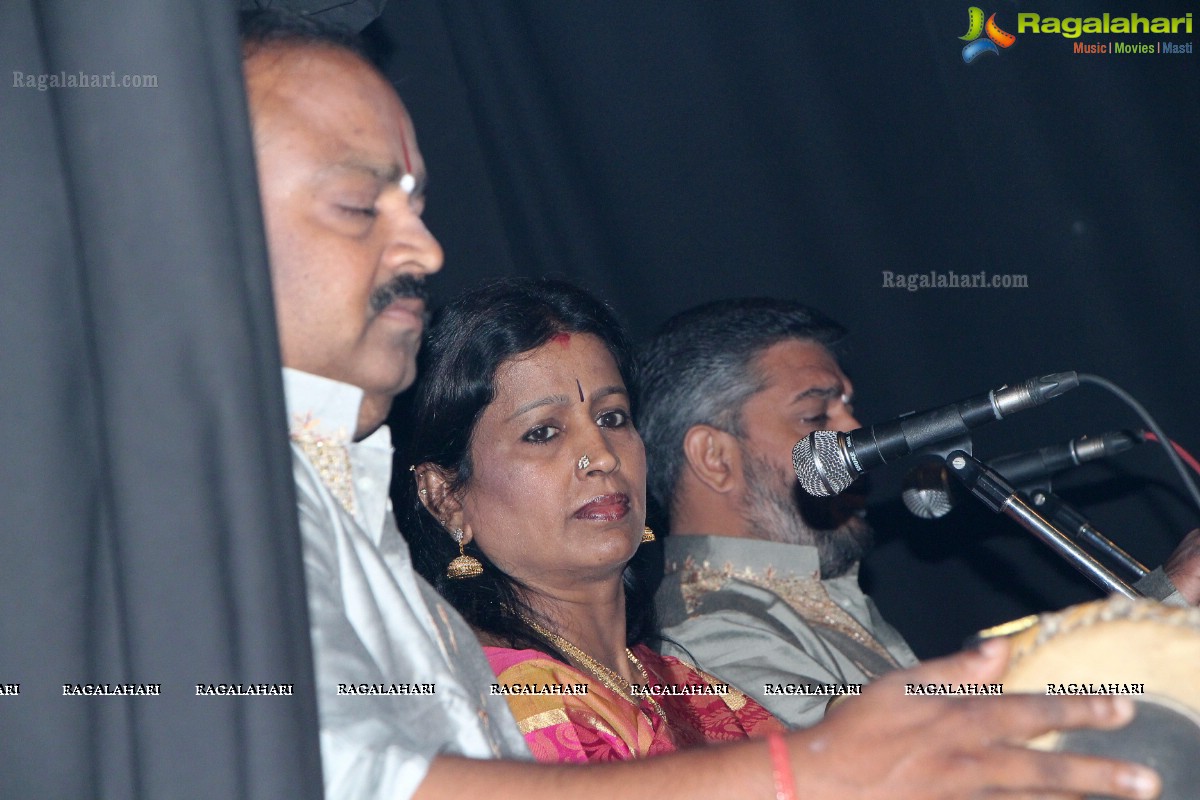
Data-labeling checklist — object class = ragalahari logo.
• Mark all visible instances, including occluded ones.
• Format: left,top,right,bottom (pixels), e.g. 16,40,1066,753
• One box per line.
960,7,1017,62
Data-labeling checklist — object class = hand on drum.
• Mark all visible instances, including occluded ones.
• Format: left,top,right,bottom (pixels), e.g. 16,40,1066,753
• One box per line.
1165,528,1200,605
785,637,1161,799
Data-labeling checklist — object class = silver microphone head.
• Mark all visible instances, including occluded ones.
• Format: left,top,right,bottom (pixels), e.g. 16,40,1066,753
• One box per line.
901,460,955,519
793,430,854,497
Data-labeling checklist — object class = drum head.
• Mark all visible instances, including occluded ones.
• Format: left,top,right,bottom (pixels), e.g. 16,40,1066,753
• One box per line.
993,597,1200,800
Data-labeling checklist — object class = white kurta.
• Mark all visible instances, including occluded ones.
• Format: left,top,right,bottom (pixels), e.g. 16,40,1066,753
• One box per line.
284,369,529,799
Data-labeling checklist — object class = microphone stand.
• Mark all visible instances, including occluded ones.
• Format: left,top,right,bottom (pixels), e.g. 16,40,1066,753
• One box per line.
943,450,1142,599
1024,489,1150,581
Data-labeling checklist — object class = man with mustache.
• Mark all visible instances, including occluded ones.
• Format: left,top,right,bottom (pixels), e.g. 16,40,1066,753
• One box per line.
641,299,919,728
641,299,1200,730
243,10,1160,800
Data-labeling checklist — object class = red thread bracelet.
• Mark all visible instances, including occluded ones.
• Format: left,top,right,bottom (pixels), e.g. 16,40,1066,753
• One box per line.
767,732,796,800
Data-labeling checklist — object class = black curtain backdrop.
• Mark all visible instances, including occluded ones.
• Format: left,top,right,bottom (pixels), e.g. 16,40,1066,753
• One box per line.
376,0,1200,656
1,1,321,797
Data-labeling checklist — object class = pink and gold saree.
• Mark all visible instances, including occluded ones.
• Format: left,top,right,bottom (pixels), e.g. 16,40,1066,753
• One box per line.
485,644,782,763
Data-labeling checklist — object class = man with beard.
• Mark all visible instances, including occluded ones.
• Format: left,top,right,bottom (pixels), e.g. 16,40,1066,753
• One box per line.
237,11,1163,799
642,299,918,728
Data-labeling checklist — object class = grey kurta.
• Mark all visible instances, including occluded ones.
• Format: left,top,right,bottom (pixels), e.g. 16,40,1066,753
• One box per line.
656,535,918,729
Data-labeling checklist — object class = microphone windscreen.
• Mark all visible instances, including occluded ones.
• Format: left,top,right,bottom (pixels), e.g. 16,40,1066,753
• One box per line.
793,430,854,497
901,461,955,519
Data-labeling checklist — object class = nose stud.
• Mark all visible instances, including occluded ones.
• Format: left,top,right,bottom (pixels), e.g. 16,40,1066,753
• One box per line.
577,454,591,471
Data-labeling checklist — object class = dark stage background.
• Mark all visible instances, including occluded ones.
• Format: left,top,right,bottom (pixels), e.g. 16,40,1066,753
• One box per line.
373,0,1200,657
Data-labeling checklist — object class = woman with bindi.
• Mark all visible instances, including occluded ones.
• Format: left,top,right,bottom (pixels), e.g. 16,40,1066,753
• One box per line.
401,277,781,762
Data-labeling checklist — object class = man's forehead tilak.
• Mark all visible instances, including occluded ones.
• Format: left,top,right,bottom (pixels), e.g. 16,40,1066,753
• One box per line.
756,340,851,402
398,130,415,190
247,44,424,197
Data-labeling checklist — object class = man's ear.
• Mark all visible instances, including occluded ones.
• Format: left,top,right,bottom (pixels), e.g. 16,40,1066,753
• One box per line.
681,424,743,494
414,464,465,533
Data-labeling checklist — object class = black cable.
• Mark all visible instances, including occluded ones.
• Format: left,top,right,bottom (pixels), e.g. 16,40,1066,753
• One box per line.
1078,373,1200,521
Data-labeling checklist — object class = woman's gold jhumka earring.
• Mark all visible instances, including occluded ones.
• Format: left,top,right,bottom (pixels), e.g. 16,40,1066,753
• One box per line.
641,526,656,543
446,528,483,579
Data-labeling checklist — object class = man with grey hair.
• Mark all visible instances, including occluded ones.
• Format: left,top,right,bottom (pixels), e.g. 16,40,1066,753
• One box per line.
642,298,1200,730
641,298,918,728
239,9,1162,799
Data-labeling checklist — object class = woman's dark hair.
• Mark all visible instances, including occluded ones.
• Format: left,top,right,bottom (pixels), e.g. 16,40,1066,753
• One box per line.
399,277,661,657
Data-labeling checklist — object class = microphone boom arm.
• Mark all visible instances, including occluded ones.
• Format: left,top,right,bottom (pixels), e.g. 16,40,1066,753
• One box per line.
943,450,1142,599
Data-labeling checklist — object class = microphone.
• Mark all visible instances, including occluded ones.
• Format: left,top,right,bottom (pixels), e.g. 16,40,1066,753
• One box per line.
986,429,1142,485
901,430,1143,519
792,372,1079,497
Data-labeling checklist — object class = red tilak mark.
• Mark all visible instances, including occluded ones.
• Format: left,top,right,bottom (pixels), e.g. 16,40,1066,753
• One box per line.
576,379,584,403
549,332,570,346
399,132,413,176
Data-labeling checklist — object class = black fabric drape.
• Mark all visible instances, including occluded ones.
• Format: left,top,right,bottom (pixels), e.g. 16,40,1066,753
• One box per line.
1,2,321,797
377,0,1200,656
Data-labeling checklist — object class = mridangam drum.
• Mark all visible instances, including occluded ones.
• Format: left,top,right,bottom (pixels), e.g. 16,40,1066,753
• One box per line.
981,597,1200,800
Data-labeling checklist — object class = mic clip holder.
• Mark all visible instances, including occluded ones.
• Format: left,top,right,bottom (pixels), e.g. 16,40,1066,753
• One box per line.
915,432,974,462
943,450,1142,599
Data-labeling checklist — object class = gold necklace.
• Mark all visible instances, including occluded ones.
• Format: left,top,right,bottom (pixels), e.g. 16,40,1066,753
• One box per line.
522,616,669,725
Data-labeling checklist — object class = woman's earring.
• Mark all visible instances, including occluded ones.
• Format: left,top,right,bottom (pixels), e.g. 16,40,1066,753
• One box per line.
446,528,483,579
641,526,656,543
